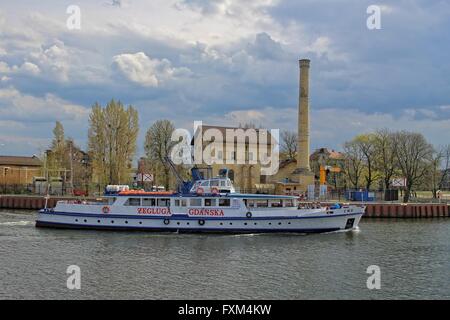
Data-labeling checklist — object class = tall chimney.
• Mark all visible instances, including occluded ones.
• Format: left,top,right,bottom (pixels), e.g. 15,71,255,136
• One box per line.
297,59,311,172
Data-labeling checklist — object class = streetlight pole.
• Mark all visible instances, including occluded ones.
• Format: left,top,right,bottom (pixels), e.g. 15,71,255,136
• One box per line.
69,141,74,196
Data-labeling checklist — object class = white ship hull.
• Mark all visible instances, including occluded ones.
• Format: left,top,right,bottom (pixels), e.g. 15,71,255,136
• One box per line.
36,208,363,234
36,181,364,234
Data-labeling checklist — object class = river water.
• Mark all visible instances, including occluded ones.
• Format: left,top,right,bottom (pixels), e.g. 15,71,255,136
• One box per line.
0,209,449,299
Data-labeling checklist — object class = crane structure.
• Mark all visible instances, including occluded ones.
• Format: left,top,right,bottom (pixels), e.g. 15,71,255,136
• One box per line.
163,156,202,193
319,165,341,185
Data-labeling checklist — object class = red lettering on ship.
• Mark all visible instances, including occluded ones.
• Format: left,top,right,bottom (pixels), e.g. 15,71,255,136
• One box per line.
137,207,171,215
188,208,224,216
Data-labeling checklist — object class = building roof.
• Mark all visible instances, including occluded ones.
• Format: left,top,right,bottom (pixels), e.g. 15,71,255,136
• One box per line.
310,148,344,160
279,158,296,169
0,155,42,167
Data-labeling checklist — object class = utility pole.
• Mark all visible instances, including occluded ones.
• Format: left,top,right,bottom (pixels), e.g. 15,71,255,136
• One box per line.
69,141,74,196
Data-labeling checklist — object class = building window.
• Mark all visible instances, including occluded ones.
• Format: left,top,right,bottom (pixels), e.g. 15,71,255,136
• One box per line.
217,150,223,160
228,169,235,182
261,152,268,162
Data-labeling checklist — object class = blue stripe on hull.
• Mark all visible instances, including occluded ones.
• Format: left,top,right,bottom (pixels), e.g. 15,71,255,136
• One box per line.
35,220,341,234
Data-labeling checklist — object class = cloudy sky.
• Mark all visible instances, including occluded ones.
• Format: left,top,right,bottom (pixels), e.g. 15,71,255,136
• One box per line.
1,0,449,156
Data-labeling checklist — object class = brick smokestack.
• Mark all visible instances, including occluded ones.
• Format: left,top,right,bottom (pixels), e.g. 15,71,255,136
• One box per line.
297,59,311,172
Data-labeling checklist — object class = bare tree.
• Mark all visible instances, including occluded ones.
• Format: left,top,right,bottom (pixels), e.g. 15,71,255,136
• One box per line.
354,133,379,190
343,140,365,189
438,145,450,191
427,144,450,197
427,147,443,198
144,120,176,190
373,129,397,190
280,130,297,160
392,131,433,203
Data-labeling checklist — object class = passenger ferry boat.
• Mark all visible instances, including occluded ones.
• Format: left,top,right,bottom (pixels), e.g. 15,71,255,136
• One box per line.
36,169,364,233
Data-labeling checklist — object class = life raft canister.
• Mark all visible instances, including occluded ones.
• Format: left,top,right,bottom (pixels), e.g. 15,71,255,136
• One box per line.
163,219,170,225
196,187,204,195
102,206,110,214
198,219,205,226
246,211,252,218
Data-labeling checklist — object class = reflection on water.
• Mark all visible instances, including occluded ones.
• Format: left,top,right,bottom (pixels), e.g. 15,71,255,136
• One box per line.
0,209,449,299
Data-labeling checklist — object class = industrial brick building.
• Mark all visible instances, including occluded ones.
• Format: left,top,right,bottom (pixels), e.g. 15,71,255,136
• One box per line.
0,155,42,185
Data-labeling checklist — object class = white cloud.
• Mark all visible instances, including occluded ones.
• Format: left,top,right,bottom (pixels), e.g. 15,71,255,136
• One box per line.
0,61,10,73
0,134,50,156
225,110,266,125
0,0,449,156
216,106,450,150
112,52,190,87
29,42,71,82
0,86,89,122
18,62,40,75
0,60,40,75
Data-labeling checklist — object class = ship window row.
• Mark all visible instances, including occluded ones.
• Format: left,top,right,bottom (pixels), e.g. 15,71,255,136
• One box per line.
246,199,296,208
198,180,231,187
124,197,231,207
125,198,170,206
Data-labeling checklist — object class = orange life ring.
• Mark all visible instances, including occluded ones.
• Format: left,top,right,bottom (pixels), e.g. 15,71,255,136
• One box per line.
196,187,204,195
102,206,110,214
211,187,219,195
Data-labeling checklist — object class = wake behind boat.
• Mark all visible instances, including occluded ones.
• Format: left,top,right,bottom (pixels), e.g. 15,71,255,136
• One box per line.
35,168,364,234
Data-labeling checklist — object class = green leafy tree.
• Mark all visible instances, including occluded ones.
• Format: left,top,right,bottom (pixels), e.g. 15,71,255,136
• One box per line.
88,99,139,185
